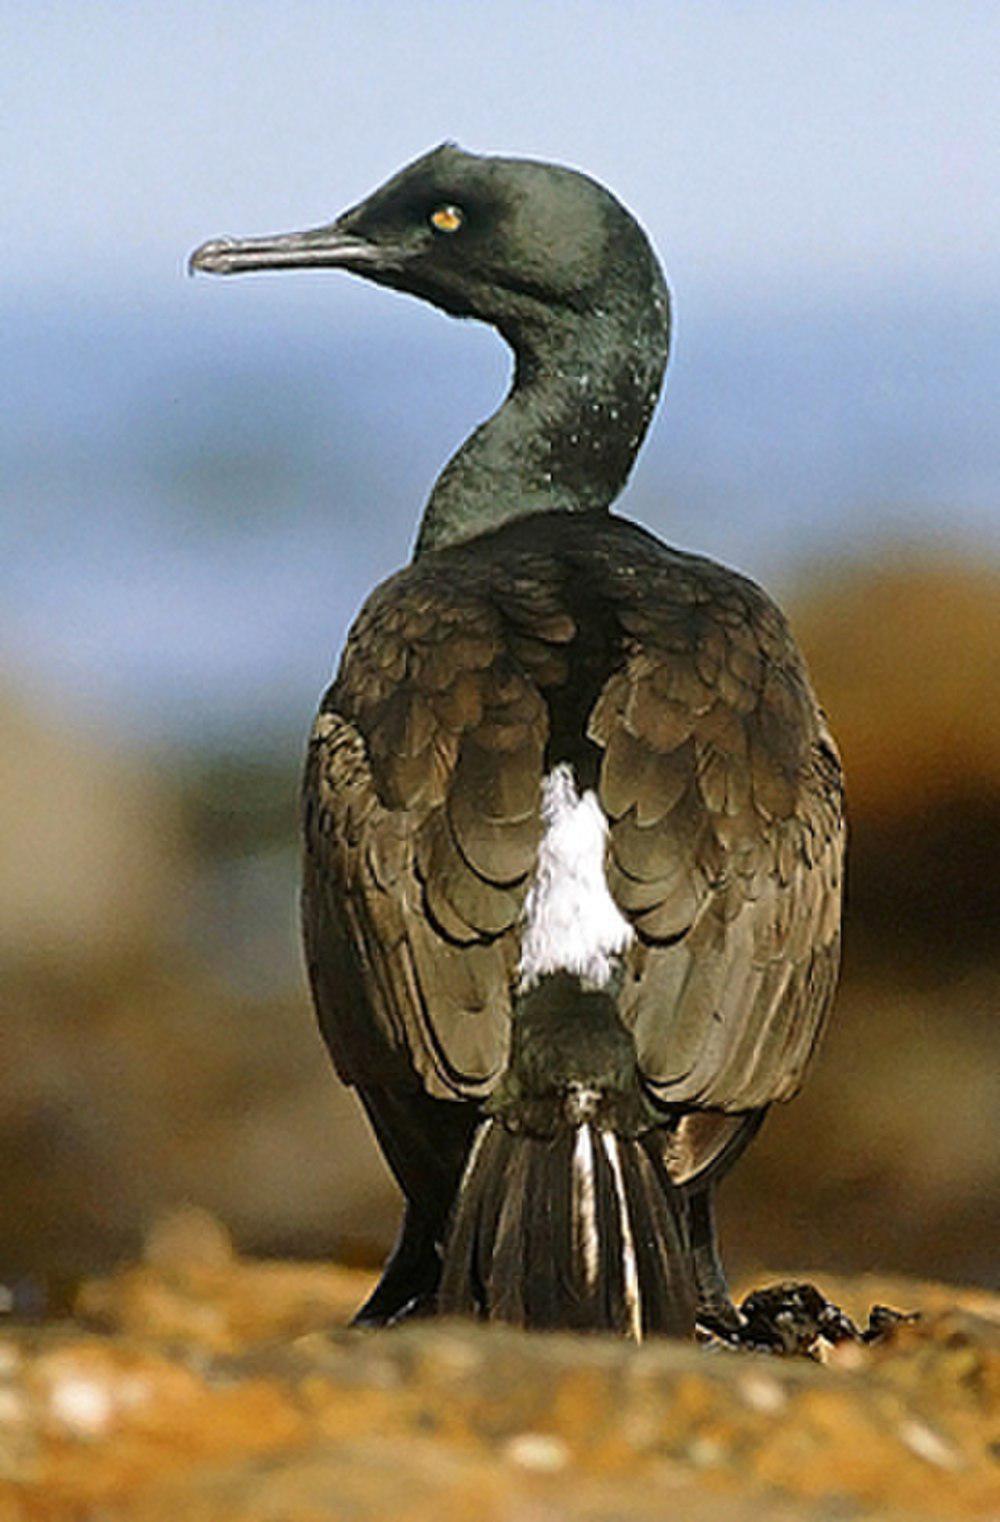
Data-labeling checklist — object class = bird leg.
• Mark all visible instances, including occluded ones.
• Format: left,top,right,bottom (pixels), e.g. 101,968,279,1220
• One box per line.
689,1185,744,1340
351,1203,443,1329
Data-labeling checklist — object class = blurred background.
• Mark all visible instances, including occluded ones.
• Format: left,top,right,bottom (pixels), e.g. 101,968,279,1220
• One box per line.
2,1,997,1306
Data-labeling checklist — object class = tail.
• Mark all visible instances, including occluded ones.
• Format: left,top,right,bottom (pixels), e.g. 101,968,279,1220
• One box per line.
438,1111,696,1340
438,766,696,1339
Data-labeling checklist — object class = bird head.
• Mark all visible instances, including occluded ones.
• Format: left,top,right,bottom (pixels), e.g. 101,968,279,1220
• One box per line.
189,143,661,334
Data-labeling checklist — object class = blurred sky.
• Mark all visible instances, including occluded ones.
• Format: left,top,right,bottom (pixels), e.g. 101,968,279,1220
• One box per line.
3,1,998,749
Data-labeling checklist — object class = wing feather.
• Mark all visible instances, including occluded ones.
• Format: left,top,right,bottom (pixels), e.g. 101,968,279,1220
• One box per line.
302,569,547,1100
593,551,844,1111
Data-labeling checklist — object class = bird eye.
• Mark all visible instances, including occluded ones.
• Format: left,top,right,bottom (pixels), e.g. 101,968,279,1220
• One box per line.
429,204,464,234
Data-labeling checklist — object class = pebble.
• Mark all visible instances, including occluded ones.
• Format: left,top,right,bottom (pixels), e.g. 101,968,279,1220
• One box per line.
898,1418,963,1471
48,1374,114,1437
687,1436,725,1468
504,1432,570,1473
738,1372,787,1414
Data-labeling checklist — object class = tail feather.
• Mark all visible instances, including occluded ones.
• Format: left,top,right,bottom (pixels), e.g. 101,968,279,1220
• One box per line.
438,1118,696,1340
599,1131,643,1339
572,1125,599,1296
589,1127,630,1332
621,1135,700,1338
489,1132,533,1325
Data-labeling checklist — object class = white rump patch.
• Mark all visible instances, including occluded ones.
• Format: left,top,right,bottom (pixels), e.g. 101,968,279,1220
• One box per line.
518,764,633,991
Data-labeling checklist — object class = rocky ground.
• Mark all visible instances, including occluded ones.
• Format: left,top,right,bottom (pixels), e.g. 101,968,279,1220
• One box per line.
0,1212,996,1522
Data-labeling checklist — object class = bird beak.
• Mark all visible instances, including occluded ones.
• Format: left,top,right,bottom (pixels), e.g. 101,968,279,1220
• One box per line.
188,221,384,277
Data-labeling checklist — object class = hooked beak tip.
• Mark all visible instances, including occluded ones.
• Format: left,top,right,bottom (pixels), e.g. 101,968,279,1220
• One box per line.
188,238,239,277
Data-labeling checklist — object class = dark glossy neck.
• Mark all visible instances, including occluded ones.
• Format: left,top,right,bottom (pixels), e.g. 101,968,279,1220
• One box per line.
413,267,670,557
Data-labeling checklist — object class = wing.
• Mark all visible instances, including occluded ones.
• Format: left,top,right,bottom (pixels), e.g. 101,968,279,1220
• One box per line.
589,549,844,1111
302,562,572,1100
304,518,843,1118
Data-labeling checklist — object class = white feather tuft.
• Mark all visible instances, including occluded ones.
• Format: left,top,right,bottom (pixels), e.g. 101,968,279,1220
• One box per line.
518,764,633,991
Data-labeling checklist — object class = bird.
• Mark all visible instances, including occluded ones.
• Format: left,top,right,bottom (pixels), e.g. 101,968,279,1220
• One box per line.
190,144,845,1344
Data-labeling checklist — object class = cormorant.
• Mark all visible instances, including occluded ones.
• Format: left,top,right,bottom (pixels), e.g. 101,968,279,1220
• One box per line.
191,145,844,1343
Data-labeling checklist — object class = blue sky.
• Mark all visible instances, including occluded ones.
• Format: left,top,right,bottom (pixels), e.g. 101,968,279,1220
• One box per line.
8,1,998,302
3,2,998,747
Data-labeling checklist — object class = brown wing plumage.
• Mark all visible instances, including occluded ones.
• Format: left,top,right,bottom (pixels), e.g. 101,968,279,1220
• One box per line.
302,559,571,1099
587,542,843,1111
302,514,843,1117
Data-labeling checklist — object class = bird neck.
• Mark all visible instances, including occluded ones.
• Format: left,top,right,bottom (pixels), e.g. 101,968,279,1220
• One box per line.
413,271,671,557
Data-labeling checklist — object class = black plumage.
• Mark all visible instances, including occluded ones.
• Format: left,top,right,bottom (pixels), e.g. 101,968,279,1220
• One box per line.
191,144,844,1342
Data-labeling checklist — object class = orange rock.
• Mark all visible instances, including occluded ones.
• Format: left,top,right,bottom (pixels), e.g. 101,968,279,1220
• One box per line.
75,1209,375,1354
0,1255,996,1521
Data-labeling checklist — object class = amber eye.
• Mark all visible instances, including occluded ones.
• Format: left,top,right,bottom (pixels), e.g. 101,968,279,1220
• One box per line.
429,204,464,234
